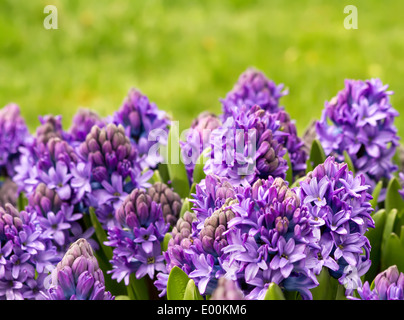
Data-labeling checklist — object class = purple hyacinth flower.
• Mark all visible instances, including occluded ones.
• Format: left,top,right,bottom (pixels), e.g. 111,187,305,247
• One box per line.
205,105,288,186
46,238,113,300
316,78,400,195
299,156,374,291
220,67,288,118
134,241,166,279
0,104,32,177
112,88,170,169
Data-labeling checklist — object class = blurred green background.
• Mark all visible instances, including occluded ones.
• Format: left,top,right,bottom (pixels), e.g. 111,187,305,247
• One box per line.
1,0,403,137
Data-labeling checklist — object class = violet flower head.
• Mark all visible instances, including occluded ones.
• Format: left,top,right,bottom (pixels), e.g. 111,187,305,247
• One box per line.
106,188,169,286
316,78,400,193
181,112,222,184
78,123,152,228
220,68,288,119
46,238,114,300
274,110,307,180
221,177,319,300
0,203,57,300
112,88,170,169
205,105,288,187
350,265,404,300
27,182,94,254
0,178,18,208
190,174,243,230
69,108,105,145
0,104,32,177
147,182,182,227
299,156,374,291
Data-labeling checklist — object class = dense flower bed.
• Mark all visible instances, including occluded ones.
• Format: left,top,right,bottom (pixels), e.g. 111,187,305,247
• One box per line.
1,68,404,300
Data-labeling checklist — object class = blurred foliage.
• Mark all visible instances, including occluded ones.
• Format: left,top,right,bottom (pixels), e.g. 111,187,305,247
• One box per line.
1,0,403,136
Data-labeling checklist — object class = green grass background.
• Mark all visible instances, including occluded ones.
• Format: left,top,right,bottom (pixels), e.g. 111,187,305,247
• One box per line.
1,0,403,138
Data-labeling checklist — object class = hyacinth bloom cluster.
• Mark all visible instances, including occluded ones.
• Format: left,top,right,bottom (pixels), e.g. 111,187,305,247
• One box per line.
205,104,288,186
220,67,288,118
351,265,404,300
0,104,32,177
112,88,170,169
220,177,319,300
180,112,222,184
68,108,105,146
316,79,400,192
13,115,78,198
78,123,152,228
46,238,113,300
158,175,320,299
0,204,57,300
27,183,94,254
105,188,169,285
155,175,242,295
298,156,374,288
147,182,182,227
220,69,307,179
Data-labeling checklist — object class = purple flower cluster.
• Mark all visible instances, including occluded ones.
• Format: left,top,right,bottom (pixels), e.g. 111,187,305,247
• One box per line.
205,104,288,186
68,108,106,146
78,123,152,229
220,177,319,299
220,67,288,118
180,112,222,183
105,188,169,285
298,156,374,289
218,69,308,179
112,88,170,169
0,104,32,177
350,265,404,300
158,175,320,299
0,203,57,300
27,183,94,254
46,238,114,300
316,79,400,192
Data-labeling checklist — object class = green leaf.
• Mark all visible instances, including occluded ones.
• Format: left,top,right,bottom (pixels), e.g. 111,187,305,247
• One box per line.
284,151,293,185
189,182,197,198
192,147,210,185
166,125,190,199
370,181,383,210
115,295,131,300
393,209,404,237
400,225,404,247
310,267,333,300
167,266,191,300
382,209,398,252
263,282,285,300
385,177,404,215
364,209,386,282
308,139,326,169
17,192,28,211
157,162,170,184
179,197,191,218
149,169,163,184
290,175,307,189
382,233,404,273
89,207,113,261
162,232,172,252
127,273,150,300
183,279,204,300
343,151,355,174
